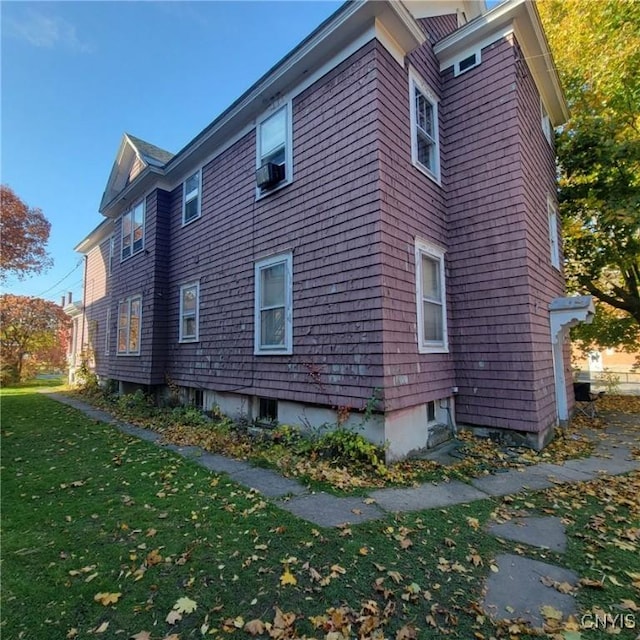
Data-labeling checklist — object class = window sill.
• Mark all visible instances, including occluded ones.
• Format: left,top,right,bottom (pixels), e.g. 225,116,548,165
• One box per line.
254,348,293,356
255,179,292,202
413,161,441,187
179,338,199,344
418,344,449,355
116,352,141,357
181,215,201,228
120,248,144,263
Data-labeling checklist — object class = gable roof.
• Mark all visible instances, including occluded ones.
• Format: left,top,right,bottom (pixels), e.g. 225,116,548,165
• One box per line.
125,134,174,168
98,0,567,218
99,133,174,212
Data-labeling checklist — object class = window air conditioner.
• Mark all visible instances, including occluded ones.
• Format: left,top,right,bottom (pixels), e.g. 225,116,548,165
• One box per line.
256,162,284,189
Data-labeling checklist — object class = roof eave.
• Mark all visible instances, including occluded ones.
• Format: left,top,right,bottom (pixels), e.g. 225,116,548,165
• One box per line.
74,218,115,254
434,0,569,125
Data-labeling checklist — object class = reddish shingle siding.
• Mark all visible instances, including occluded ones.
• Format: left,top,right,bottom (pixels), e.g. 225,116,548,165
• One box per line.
377,38,455,411
514,40,567,427
444,36,538,432
158,41,384,408
442,34,566,434
83,240,110,376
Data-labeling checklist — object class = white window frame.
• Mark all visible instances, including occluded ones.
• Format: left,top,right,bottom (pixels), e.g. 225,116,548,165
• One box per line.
121,200,145,260
182,169,202,225
108,235,115,276
105,307,111,355
254,252,293,355
256,103,293,197
179,281,200,343
547,196,561,270
541,98,552,145
415,239,448,354
116,295,142,356
409,70,441,183
453,49,481,76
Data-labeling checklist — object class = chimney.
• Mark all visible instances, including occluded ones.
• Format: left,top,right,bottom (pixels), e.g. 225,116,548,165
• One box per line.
67,291,73,304
61,296,65,307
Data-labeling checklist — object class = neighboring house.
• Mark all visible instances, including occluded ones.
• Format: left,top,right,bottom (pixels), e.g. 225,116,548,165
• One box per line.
68,0,594,460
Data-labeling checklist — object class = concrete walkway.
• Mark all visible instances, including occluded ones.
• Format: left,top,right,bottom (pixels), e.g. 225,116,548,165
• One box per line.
47,393,639,528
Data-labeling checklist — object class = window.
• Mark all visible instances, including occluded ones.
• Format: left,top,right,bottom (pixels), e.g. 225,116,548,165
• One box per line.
254,252,293,354
256,104,291,193
548,197,560,269
541,99,552,145
121,200,145,260
117,295,142,355
415,239,448,353
108,236,115,276
105,308,111,355
454,50,481,76
179,282,200,342
182,170,201,224
258,397,278,424
409,72,440,181
427,400,436,423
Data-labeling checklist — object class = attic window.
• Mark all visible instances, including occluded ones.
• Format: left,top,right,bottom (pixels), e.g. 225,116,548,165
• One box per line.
454,51,481,76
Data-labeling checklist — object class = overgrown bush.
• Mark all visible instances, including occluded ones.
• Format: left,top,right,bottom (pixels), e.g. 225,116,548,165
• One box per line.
311,427,387,475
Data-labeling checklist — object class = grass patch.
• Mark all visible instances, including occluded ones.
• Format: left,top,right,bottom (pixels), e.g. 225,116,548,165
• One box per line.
3,390,639,639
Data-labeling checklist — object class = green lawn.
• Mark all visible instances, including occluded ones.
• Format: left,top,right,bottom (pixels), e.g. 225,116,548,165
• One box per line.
1,389,638,639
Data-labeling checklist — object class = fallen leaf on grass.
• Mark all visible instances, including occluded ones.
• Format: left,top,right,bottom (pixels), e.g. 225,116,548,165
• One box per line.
244,619,265,635
280,568,297,586
130,632,152,640
578,577,604,588
396,624,417,639
620,599,639,612
173,596,197,613
95,621,109,633
94,592,121,606
165,610,182,625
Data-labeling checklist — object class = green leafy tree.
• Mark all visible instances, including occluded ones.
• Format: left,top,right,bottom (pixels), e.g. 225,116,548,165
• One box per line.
0,294,69,383
538,0,640,350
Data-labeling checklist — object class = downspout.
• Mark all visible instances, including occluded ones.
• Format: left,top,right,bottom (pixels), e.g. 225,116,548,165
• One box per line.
80,255,88,360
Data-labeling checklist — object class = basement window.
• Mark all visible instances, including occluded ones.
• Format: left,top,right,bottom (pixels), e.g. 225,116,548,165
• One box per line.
258,397,278,424
427,401,436,423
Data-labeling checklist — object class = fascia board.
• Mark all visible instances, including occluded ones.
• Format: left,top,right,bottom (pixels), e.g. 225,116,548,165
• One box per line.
74,218,115,254
162,0,424,177
99,1,426,216
100,166,167,218
434,0,568,125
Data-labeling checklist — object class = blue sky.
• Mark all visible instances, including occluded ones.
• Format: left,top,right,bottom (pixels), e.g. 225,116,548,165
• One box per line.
1,0,343,304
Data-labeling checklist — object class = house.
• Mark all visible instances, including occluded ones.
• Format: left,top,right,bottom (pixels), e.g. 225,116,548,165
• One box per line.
68,0,594,460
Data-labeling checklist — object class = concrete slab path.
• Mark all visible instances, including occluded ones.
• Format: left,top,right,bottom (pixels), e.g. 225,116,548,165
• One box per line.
487,516,568,552
46,392,639,528
483,554,578,627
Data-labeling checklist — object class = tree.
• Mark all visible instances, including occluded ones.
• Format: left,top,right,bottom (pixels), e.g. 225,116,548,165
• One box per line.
538,0,640,349
0,295,69,383
0,185,53,280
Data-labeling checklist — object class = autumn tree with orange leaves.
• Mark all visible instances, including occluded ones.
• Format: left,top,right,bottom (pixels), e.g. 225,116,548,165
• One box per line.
0,185,53,281
0,294,68,383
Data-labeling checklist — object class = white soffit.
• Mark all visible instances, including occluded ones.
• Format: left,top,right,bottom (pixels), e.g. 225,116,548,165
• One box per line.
404,0,486,21
434,0,568,125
